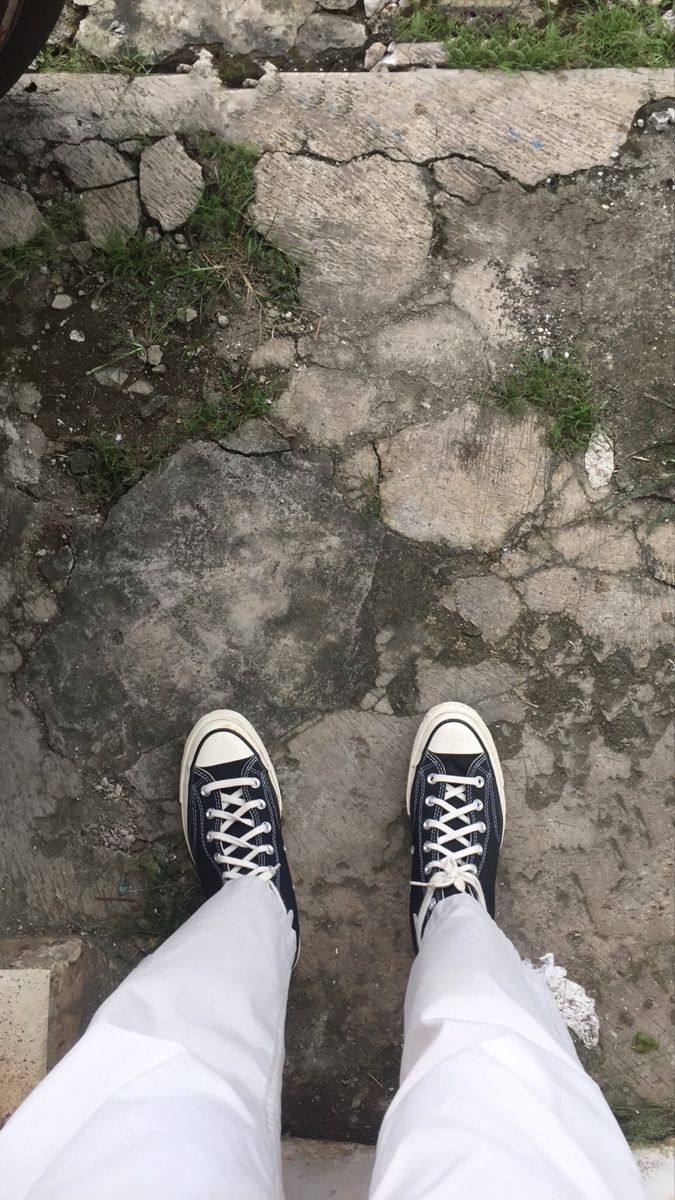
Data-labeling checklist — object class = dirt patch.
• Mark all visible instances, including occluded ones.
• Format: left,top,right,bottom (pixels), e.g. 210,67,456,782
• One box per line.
0,134,313,511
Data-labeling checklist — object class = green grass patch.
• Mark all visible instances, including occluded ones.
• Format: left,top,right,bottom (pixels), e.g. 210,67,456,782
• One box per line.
182,369,282,438
395,1,675,69
631,1031,660,1054
36,44,152,75
92,138,300,339
80,369,283,505
0,197,83,293
358,476,382,519
395,2,451,41
0,137,300,325
614,1100,675,1143
82,433,175,507
497,353,599,453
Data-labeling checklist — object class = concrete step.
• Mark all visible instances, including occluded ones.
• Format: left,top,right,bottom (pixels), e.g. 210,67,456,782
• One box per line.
281,1138,675,1200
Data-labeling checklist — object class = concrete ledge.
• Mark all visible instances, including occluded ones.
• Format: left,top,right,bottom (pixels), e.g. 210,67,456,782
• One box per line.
282,1137,674,1200
1,68,673,185
0,937,102,1122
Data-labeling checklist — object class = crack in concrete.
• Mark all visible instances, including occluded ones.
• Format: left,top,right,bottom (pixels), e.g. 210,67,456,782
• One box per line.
260,103,673,191
267,141,609,196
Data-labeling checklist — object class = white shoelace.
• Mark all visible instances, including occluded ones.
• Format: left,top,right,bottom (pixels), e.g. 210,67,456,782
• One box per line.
412,772,487,928
201,777,278,882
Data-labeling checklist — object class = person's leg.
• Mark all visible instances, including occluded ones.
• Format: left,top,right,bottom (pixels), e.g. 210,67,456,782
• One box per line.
0,711,298,1200
369,703,644,1200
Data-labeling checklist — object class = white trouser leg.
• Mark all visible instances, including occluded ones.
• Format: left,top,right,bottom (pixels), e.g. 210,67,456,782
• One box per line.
0,876,295,1200
369,894,645,1200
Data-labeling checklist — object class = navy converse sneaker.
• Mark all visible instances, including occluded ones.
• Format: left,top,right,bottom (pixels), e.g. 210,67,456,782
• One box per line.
180,711,299,959
408,702,506,951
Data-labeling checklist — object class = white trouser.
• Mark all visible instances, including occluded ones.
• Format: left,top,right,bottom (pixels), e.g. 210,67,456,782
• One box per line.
0,880,644,1200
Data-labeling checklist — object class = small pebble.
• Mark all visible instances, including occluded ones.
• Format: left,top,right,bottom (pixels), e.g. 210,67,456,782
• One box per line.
649,110,671,133
69,330,85,342
51,294,73,310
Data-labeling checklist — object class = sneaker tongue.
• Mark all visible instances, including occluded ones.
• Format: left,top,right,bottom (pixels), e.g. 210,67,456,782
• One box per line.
433,751,480,777
206,756,254,786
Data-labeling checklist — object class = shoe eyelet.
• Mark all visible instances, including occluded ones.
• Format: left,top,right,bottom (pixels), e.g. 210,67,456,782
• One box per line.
200,785,210,798
257,799,266,810
475,844,483,855
423,841,432,852
205,808,215,819
478,821,486,833
261,821,271,833
206,831,214,842
474,798,483,812
427,774,436,785
250,779,261,789
474,776,484,789
424,863,432,875
422,819,430,830
264,844,274,855
425,796,434,807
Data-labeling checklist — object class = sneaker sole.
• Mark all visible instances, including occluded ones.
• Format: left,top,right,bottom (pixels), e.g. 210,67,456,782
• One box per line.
179,709,283,863
406,701,507,840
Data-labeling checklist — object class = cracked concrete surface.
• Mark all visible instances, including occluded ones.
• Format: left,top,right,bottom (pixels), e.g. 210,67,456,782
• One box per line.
0,66,674,1143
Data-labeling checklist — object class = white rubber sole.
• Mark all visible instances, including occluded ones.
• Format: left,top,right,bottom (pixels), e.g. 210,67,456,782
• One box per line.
179,709,282,861
406,702,507,838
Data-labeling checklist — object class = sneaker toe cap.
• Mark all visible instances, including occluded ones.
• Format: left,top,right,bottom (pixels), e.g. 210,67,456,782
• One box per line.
428,720,483,756
194,731,252,768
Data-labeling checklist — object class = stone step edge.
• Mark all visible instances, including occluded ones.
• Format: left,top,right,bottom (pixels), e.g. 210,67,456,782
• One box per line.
280,1136,674,1200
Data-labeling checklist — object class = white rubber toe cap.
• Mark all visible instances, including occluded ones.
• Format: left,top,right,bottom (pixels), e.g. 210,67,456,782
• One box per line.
194,731,252,768
428,721,483,756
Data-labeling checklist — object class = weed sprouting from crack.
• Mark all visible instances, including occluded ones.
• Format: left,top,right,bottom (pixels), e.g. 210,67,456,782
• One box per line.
496,353,599,454
0,137,300,323
87,137,300,340
358,475,383,519
82,369,285,506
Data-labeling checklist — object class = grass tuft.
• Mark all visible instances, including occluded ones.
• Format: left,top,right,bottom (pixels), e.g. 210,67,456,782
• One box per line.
358,476,382,519
497,353,599,453
0,136,299,320
0,197,83,293
631,1031,660,1054
83,433,175,506
395,2,450,41
79,370,283,505
182,369,283,438
92,138,300,338
395,1,675,70
36,44,152,75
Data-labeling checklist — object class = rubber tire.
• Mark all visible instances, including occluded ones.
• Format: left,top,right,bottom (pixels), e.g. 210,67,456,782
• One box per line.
0,0,66,96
